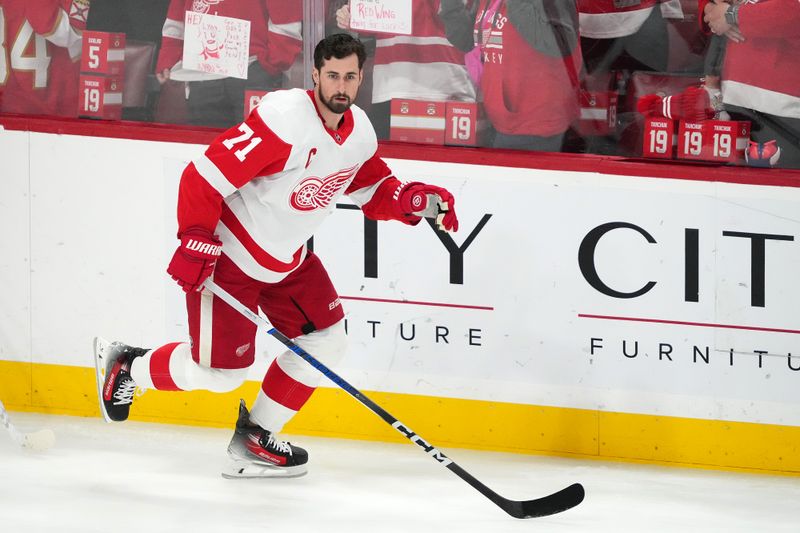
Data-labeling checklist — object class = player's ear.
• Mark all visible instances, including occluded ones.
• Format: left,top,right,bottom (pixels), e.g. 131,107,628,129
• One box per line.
312,68,320,87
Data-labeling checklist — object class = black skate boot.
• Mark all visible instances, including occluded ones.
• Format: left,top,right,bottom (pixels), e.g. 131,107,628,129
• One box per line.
93,337,148,422
223,399,309,479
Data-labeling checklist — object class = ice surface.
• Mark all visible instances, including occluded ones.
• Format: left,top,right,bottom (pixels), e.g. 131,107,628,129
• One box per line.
0,412,797,533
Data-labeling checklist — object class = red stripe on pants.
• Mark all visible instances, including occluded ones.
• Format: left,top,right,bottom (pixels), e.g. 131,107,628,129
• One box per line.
262,359,314,411
150,342,183,391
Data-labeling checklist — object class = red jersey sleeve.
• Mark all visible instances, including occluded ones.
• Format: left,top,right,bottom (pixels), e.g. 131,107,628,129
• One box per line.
22,0,87,56
259,0,303,76
177,110,293,235
737,0,800,36
24,0,63,35
345,155,421,225
23,0,88,35
64,0,90,31
155,0,187,73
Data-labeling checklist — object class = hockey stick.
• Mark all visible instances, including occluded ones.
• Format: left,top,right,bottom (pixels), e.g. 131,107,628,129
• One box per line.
0,399,56,451
203,278,585,519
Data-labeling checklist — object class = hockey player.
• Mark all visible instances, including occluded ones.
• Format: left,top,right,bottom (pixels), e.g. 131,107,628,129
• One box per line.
0,0,90,116
94,33,460,478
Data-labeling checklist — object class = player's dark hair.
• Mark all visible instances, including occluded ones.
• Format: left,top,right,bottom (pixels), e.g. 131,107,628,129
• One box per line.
314,33,367,70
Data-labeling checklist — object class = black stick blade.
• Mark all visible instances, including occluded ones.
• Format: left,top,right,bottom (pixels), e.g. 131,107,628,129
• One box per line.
502,483,585,519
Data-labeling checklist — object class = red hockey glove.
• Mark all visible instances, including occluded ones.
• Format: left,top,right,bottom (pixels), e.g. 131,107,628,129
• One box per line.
399,183,459,232
167,227,222,293
636,86,715,122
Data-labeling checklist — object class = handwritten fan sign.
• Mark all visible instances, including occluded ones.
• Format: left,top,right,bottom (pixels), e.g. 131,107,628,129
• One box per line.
350,0,412,35
183,12,251,79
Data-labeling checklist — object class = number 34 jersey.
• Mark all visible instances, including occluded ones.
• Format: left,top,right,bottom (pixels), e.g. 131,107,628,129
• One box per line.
178,88,419,283
0,0,89,115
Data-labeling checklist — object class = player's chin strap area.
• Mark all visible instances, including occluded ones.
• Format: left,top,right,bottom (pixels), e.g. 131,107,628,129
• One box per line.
202,278,584,519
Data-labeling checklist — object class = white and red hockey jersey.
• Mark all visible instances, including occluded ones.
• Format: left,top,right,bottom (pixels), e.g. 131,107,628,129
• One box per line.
178,88,420,282
578,0,660,39
361,0,475,103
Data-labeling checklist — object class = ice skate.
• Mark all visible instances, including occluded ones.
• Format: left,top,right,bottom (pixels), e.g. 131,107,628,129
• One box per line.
223,399,309,479
93,337,148,423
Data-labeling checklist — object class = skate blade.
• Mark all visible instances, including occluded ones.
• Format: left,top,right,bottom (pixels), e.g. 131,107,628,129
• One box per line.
221,460,308,479
93,337,114,423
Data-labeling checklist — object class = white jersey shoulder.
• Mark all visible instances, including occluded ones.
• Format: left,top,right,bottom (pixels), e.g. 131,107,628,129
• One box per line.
253,89,317,145
253,88,376,156
349,103,378,151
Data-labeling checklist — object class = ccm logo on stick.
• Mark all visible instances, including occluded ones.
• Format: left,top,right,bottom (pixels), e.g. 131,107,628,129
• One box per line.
392,421,452,466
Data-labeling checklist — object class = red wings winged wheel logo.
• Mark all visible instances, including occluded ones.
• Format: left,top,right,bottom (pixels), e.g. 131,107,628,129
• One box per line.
290,165,359,211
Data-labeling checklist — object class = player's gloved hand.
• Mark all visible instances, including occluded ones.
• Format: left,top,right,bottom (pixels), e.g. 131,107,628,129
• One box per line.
399,183,459,232
167,227,222,293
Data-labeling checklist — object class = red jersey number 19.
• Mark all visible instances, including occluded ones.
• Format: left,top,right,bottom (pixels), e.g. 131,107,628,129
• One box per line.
450,115,471,141
683,130,702,156
222,123,263,162
713,132,731,158
648,128,669,155
83,85,100,112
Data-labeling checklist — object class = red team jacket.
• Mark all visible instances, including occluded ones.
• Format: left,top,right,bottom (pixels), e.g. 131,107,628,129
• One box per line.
178,89,420,283
0,0,89,116
156,0,302,77
697,0,800,120
476,1,582,137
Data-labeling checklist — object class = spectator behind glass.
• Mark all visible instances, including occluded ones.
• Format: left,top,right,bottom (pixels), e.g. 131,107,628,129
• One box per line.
86,0,170,44
335,0,476,140
442,0,582,152
578,0,672,75
701,0,800,168
154,0,302,129
0,0,90,116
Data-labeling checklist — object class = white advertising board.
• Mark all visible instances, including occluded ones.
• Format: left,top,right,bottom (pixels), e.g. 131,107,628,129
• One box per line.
2,130,799,429
311,162,800,427
0,129,32,363
160,155,800,426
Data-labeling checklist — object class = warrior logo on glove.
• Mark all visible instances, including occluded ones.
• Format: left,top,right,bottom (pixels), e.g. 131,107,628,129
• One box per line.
167,227,223,293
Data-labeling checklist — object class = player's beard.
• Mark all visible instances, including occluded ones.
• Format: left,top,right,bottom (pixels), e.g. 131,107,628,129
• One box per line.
321,89,354,114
